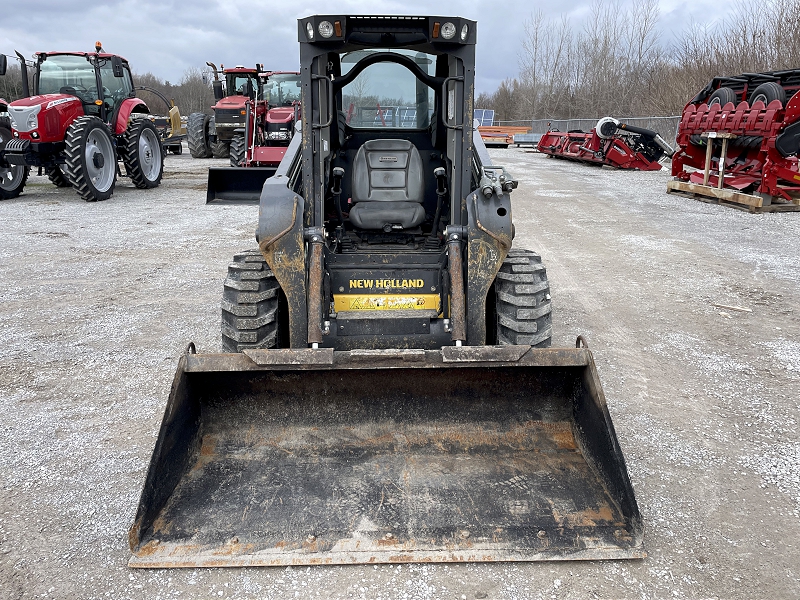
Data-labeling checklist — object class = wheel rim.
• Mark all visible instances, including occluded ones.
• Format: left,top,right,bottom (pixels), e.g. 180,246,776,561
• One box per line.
752,94,767,105
0,165,24,191
138,127,162,181
84,127,115,192
0,129,24,192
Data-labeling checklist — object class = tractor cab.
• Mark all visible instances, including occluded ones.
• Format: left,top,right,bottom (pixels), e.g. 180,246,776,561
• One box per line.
35,51,135,122
263,72,302,108
224,67,260,100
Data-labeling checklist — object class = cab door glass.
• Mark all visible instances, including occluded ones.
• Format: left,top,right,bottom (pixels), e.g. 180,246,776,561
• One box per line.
99,60,133,113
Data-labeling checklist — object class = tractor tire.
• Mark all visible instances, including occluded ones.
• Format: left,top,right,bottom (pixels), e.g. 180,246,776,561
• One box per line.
123,118,164,189
46,166,71,187
492,247,552,347
221,249,285,352
749,82,786,107
229,135,246,167
707,87,737,107
187,112,212,158
0,125,29,200
64,116,117,202
211,139,230,159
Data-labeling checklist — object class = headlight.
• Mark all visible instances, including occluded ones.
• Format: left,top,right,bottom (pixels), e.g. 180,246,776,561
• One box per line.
305,22,314,40
440,22,456,40
318,21,334,38
27,114,39,130
460,24,469,41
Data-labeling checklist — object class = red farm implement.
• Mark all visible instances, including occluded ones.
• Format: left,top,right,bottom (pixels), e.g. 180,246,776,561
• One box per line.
538,117,673,171
538,117,674,171
669,69,800,212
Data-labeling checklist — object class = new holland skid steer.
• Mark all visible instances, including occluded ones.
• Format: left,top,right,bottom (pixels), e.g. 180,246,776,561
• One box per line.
130,15,643,568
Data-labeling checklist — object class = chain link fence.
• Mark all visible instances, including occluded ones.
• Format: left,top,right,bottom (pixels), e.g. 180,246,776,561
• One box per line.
495,116,681,145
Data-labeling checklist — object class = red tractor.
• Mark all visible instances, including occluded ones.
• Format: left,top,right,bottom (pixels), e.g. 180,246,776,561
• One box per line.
228,71,301,167
0,45,163,202
206,70,301,203
187,63,263,159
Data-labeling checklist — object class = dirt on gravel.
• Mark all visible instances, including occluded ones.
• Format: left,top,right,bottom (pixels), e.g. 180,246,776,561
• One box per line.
1,147,799,599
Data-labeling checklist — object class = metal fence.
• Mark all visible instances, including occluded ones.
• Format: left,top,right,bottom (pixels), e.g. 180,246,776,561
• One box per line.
495,116,681,145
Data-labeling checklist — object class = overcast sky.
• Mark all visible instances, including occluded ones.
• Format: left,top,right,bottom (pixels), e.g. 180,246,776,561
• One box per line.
2,0,734,95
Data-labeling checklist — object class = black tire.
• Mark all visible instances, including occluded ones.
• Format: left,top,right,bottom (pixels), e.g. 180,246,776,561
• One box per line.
492,248,552,347
707,87,737,107
221,250,284,352
46,165,71,187
123,119,164,189
64,116,117,202
187,112,212,158
0,125,29,200
749,82,786,107
229,135,246,167
211,139,230,158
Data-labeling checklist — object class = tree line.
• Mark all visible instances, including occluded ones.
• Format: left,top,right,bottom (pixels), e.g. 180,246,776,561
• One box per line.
477,0,800,121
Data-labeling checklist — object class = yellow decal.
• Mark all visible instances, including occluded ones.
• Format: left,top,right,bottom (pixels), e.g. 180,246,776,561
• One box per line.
334,294,440,312
349,279,425,289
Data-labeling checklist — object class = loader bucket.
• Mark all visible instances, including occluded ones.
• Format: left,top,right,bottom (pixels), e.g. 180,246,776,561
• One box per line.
206,167,277,204
129,345,643,568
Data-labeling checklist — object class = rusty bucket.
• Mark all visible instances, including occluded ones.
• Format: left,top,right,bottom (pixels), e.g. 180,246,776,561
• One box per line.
129,345,643,567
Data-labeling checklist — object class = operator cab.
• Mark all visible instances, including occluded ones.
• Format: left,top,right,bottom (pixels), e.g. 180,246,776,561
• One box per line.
36,52,134,120
293,45,459,246
264,73,302,107
226,70,259,99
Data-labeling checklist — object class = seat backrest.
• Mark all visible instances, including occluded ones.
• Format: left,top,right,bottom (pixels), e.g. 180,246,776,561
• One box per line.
351,139,424,203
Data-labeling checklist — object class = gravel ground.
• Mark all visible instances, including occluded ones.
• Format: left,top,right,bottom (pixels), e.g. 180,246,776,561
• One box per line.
1,146,799,599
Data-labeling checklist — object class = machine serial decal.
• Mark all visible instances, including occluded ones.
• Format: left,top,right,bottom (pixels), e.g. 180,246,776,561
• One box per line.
334,294,440,312
349,279,425,289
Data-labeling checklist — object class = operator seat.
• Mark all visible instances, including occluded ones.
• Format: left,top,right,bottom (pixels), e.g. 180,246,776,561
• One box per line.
348,139,426,230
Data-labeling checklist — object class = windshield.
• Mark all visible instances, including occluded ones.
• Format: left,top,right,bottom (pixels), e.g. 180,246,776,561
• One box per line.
265,74,301,107
227,74,256,96
341,50,435,129
38,55,98,99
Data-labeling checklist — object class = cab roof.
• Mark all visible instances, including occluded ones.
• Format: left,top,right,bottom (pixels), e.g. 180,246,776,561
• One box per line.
36,51,130,63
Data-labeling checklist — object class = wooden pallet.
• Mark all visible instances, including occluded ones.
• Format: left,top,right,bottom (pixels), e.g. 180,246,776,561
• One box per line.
478,126,531,147
666,180,800,213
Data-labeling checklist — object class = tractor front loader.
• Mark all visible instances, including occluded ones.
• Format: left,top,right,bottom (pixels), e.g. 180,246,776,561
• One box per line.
130,15,643,568
206,70,301,204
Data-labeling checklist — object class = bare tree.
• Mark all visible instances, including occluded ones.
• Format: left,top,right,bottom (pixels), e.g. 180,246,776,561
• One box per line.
487,0,799,122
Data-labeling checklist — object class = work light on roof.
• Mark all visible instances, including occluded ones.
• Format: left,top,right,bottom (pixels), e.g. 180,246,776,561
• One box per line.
318,20,334,38
440,22,456,40
305,22,314,40
460,24,469,41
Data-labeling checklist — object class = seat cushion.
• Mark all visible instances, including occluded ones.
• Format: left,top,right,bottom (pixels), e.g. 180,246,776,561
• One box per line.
352,139,424,203
349,201,426,230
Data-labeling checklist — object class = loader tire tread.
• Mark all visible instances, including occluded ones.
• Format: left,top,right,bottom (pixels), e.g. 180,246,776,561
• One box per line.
495,248,552,347
221,249,281,352
230,135,246,167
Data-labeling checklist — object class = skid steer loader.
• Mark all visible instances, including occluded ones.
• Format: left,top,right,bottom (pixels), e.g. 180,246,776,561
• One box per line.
129,15,643,568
